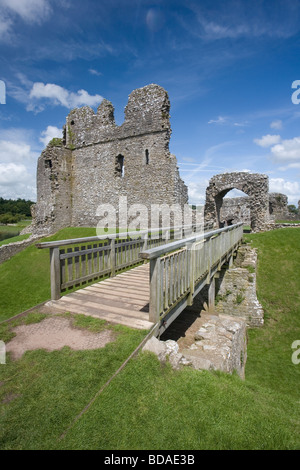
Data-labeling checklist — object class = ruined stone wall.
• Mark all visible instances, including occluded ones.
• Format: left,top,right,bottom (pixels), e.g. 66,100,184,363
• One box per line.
32,145,73,234
31,84,188,235
220,196,251,225
220,192,295,227
269,193,289,220
204,172,271,232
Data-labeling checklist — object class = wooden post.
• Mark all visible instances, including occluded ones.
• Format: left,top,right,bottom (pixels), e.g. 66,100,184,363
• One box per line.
187,243,195,306
110,238,116,277
208,276,215,312
149,257,161,323
50,247,61,300
142,235,148,264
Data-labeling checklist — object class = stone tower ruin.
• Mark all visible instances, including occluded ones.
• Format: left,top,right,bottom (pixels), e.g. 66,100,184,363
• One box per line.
30,84,188,235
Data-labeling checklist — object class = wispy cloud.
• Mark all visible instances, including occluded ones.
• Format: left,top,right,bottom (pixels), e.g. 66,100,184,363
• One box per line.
208,116,228,125
0,14,13,42
0,0,53,43
185,0,300,41
0,0,52,24
89,68,103,77
270,119,283,130
208,115,249,128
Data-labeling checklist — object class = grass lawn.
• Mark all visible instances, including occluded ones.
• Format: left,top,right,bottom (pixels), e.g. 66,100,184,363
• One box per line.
0,219,32,246
0,227,101,322
0,233,30,247
0,227,299,450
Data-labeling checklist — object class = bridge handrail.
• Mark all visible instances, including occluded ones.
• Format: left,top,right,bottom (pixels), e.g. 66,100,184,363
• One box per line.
139,222,244,327
36,223,206,249
139,223,244,260
37,222,208,301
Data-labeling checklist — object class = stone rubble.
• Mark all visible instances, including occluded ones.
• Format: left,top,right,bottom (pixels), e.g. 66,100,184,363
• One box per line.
143,314,247,379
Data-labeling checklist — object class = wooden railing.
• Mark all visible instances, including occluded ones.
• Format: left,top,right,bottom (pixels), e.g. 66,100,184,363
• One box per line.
139,223,244,333
36,224,204,300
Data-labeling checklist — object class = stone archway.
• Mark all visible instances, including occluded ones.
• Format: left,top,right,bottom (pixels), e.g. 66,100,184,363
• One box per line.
204,172,270,232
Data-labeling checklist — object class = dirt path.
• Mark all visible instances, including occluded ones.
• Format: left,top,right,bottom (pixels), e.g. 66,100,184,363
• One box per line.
5,314,115,360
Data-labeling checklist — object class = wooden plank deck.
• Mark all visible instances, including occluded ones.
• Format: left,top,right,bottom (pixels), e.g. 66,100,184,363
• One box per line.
45,264,153,330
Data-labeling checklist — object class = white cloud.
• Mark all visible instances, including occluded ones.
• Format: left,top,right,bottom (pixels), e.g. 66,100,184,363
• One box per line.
0,138,39,163
186,180,209,206
0,129,39,200
269,178,300,205
270,120,283,130
254,134,281,148
28,82,103,111
0,141,32,163
270,137,300,163
0,162,31,184
0,0,52,24
0,162,36,200
40,125,62,147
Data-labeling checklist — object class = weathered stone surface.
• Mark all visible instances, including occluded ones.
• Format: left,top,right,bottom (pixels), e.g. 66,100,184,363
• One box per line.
204,172,272,232
215,246,264,327
220,196,251,226
181,314,247,379
142,337,192,370
29,84,188,235
143,314,247,378
218,191,297,228
142,336,166,358
0,235,42,264
269,193,290,220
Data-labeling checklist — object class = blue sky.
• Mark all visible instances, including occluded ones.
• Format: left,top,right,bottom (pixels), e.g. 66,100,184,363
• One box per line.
1,0,300,206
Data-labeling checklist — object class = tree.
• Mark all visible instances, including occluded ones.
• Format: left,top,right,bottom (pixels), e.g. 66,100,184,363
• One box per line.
287,204,299,215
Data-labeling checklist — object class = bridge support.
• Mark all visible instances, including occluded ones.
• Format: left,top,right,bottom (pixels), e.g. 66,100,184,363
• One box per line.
208,276,216,312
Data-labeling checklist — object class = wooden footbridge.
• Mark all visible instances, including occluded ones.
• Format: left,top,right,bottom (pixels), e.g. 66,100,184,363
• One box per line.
37,223,244,336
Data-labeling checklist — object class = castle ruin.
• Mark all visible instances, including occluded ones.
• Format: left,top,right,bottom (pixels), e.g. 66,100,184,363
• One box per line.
30,84,188,235
204,172,272,232
28,83,294,237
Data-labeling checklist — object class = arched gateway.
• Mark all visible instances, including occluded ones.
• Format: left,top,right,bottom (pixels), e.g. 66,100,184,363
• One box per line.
204,172,270,232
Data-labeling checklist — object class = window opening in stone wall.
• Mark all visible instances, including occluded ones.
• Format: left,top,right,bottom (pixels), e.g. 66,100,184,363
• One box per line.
115,154,125,177
145,149,149,165
45,159,52,169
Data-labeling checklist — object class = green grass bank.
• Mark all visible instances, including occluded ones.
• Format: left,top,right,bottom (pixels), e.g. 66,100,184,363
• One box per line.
0,227,299,449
